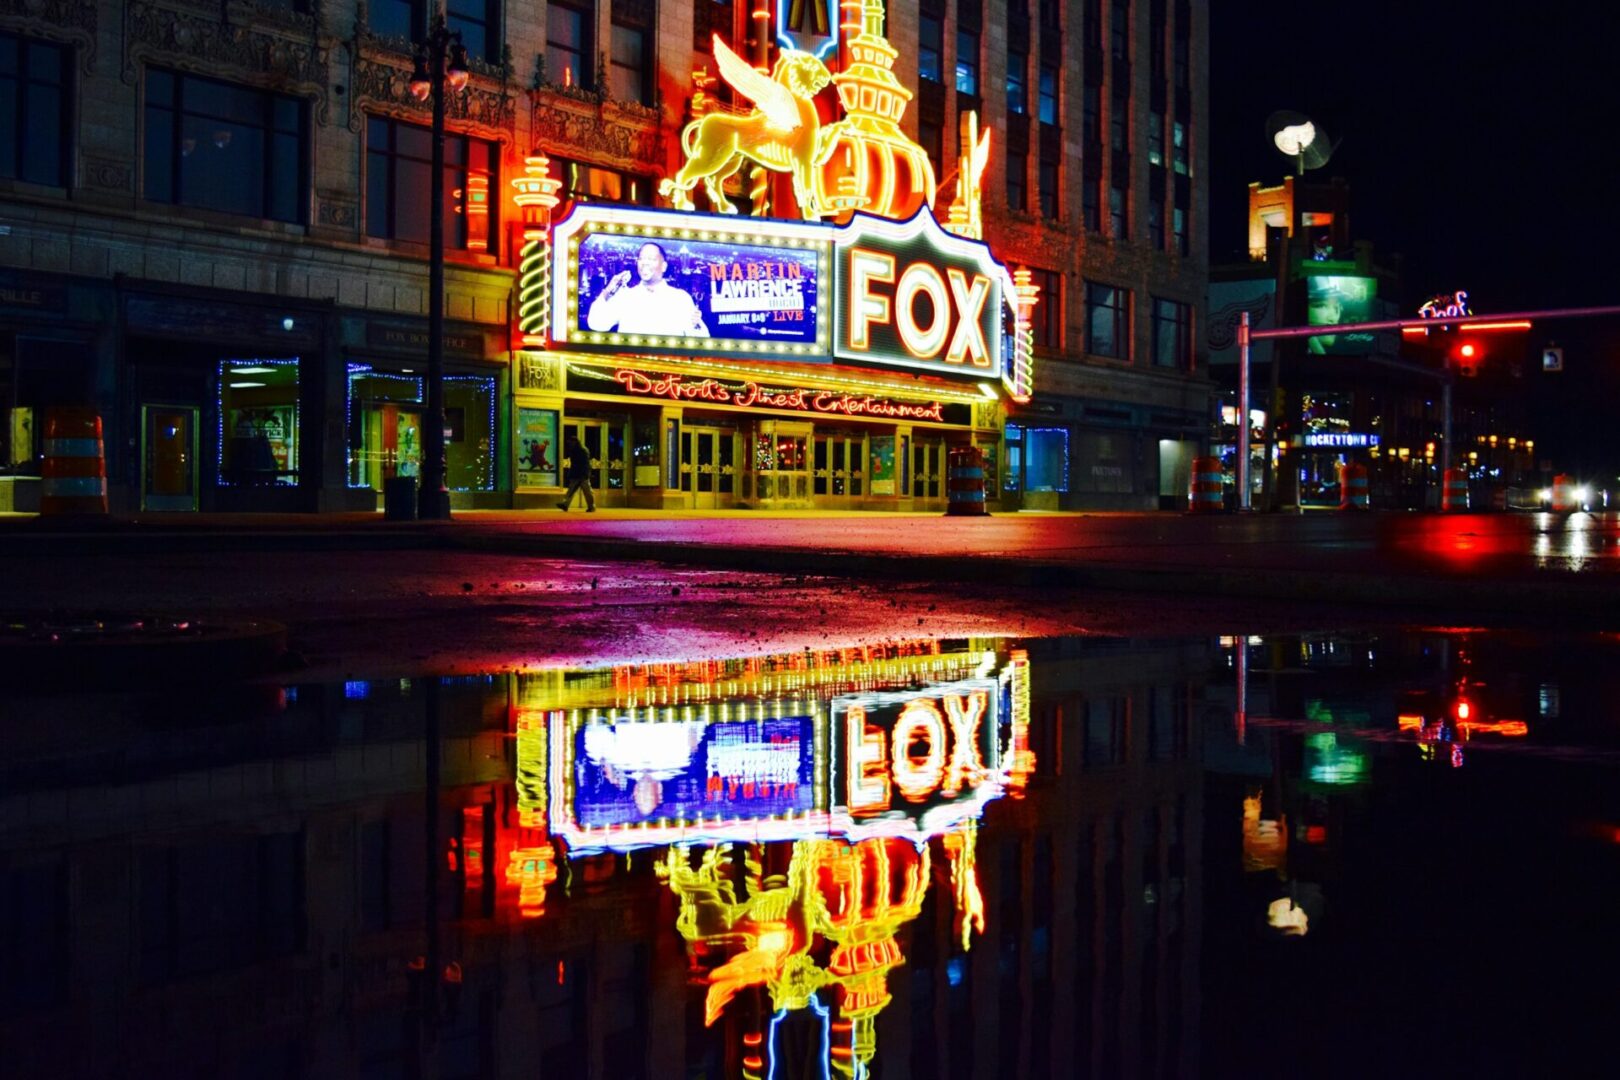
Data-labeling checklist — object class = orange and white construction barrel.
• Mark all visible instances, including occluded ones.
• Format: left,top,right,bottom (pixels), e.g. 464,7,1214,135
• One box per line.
1441,468,1470,511
945,446,987,516
1187,456,1225,513
40,408,108,516
1338,461,1370,511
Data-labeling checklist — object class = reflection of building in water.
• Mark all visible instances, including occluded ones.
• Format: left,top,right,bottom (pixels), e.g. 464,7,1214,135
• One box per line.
0,636,1211,1079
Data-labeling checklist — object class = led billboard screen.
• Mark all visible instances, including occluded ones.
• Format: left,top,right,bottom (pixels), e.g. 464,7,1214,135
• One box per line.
1305,275,1378,355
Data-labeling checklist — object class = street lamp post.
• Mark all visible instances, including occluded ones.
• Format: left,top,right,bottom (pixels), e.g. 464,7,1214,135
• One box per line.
409,17,469,520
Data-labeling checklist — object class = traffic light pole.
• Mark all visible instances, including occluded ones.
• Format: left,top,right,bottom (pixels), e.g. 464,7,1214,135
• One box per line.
1235,303,1620,512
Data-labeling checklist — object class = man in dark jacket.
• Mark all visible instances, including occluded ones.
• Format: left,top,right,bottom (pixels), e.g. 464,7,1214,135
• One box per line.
557,434,596,511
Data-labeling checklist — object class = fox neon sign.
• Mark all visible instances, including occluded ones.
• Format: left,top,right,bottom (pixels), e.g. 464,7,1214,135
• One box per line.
834,210,1010,383
838,681,999,815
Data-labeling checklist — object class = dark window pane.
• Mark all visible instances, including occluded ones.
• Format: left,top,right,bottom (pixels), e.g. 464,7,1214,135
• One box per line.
21,83,61,185
370,0,419,40
366,149,389,237
367,114,390,149
395,157,431,243
0,78,15,177
0,36,16,74
269,131,300,222
274,96,300,133
395,122,431,161
144,103,173,201
25,40,59,80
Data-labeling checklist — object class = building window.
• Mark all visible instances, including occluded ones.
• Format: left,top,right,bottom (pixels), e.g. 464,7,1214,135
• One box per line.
1082,174,1101,231
1038,152,1059,219
1152,298,1192,368
1007,54,1028,114
144,69,308,224
447,0,499,62
1111,0,1130,59
609,22,651,105
1148,109,1164,165
955,28,979,95
1172,204,1187,254
1082,85,1101,148
347,366,496,492
1038,65,1058,124
1110,93,1127,152
1085,281,1129,359
1008,154,1027,211
366,115,498,248
1109,182,1126,239
1084,0,1102,47
1172,120,1188,175
0,33,70,188
370,0,427,41
1148,195,1164,248
1030,267,1062,352
219,358,300,486
555,156,654,205
546,0,594,89
919,14,944,82
919,116,943,176
1174,1,1190,90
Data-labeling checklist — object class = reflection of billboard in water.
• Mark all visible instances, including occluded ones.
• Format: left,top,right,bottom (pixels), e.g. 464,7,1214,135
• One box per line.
574,717,816,828
1305,275,1377,355
575,231,822,346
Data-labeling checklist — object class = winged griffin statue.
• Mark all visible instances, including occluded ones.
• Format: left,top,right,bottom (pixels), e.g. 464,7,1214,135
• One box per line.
659,35,834,220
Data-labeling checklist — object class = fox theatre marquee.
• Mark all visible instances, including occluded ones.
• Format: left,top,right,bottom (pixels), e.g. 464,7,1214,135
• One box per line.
507,0,1038,511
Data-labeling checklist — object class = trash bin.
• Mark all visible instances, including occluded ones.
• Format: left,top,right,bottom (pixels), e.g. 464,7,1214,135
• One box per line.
384,475,418,520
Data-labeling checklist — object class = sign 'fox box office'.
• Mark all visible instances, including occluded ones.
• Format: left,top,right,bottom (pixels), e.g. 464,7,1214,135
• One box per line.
508,0,1038,511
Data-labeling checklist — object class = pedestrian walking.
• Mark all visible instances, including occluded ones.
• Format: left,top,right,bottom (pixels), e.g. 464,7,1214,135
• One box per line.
557,434,597,512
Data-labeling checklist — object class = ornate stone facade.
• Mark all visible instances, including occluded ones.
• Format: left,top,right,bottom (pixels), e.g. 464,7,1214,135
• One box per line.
0,0,97,70
529,94,663,174
122,0,333,122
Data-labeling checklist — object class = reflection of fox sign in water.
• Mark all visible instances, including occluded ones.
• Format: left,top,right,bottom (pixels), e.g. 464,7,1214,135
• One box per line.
659,36,833,219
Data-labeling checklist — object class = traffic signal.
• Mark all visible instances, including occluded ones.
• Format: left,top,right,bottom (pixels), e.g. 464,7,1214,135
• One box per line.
1455,339,1480,376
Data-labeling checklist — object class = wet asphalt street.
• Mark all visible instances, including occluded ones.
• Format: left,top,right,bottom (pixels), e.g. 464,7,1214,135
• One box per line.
0,547,1414,679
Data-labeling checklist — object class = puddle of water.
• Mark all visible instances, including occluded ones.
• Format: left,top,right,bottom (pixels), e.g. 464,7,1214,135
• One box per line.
3,630,1619,1077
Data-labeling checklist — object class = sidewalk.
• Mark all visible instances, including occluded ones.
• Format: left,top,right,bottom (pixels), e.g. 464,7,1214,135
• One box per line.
4,507,1617,619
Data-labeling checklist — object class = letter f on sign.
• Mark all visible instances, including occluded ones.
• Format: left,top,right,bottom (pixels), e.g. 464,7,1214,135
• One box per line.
846,704,890,814
848,250,896,351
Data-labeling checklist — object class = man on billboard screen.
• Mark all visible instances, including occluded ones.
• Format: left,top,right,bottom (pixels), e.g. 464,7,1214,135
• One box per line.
586,241,711,337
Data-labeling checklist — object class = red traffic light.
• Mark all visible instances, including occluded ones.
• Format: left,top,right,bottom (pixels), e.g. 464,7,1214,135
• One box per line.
1459,343,1477,359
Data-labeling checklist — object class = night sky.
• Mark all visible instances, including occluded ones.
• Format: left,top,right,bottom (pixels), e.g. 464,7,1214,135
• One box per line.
1211,2,1620,475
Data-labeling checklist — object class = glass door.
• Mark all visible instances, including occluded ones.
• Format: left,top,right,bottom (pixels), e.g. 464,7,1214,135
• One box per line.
912,438,946,500
142,405,198,511
814,432,867,501
680,427,737,509
564,419,627,504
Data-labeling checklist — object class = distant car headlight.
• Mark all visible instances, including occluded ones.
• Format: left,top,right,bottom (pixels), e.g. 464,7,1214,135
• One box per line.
1539,488,1552,502
1575,486,1591,502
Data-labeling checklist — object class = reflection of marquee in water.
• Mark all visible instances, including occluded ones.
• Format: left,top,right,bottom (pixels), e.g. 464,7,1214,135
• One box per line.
538,646,1030,854
499,642,1032,1078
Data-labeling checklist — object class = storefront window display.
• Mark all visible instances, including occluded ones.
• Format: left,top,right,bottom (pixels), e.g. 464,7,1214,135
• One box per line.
218,358,299,486
347,365,495,492
1006,424,1068,493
